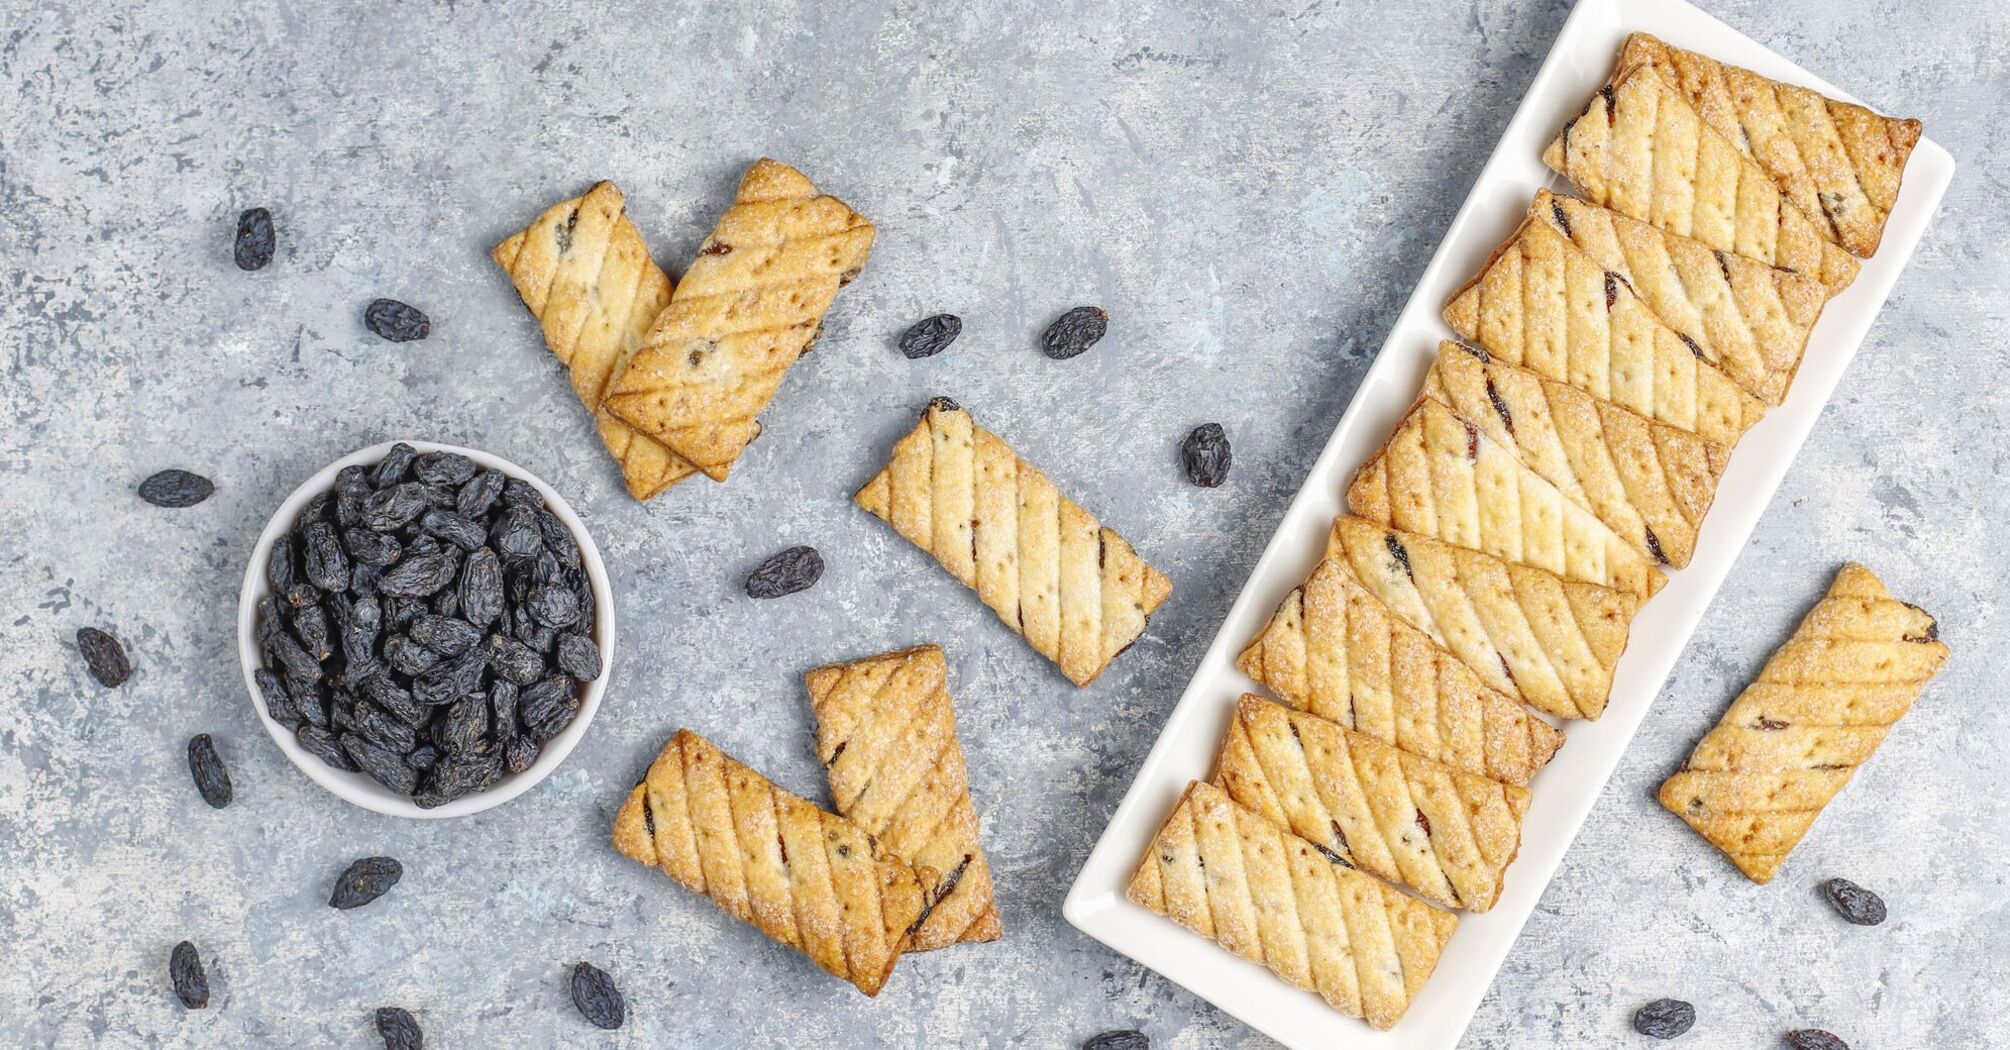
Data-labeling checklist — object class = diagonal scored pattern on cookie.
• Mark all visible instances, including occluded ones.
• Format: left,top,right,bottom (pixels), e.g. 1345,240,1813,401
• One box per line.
604,159,875,481
1444,215,1764,445
1617,32,1921,258
1324,516,1638,721
611,730,934,996
1658,563,1948,884
1424,342,1729,570
1542,65,1860,296
1532,190,1825,405
855,399,1172,687
1213,695,1532,913
804,644,1002,951
1127,779,1458,1030
1238,556,1563,788
491,180,695,500
1348,395,1667,599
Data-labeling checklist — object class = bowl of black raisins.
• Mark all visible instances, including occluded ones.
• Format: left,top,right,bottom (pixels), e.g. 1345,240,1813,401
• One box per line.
236,441,613,818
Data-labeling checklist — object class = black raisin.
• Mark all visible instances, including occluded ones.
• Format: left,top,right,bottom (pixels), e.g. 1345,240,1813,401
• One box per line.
555,633,601,682
354,702,418,754
411,451,476,487
365,298,430,342
268,535,297,593
375,1006,423,1050
267,631,321,682
1083,1032,1147,1050
1041,305,1108,360
527,584,579,628
1604,271,1619,309
301,522,350,592
330,856,403,909
138,469,215,508
491,504,543,562
360,674,426,725
1820,878,1887,926
186,734,233,809
379,553,458,597
570,961,626,1030
1785,1031,1850,1050
341,597,384,674
256,669,301,729
415,749,502,808
342,733,419,794
296,490,334,527
898,313,963,359
459,548,506,628
406,745,439,772
297,724,357,771
409,615,481,656
503,734,539,774
420,509,486,552
490,635,546,686
1180,423,1232,487
499,477,544,508
233,206,275,270
433,695,489,756
169,940,209,1009
1633,998,1695,1039
362,482,429,532
292,604,332,662
489,681,520,740
383,634,442,676
519,677,579,743
76,627,132,687
746,546,823,598
414,646,489,706
289,678,332,729
457,470,504,519
371,444,417,488
343,528,403,567
535,508,581,567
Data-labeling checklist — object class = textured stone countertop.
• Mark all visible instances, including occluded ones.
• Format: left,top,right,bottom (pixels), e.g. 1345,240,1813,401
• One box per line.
4,0,2006,1046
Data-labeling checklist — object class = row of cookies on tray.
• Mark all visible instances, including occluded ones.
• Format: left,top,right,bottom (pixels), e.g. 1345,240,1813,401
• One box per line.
1124,32,1925,1030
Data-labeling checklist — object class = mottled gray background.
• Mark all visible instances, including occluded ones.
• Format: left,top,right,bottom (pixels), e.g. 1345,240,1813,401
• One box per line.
3,0,2005,1046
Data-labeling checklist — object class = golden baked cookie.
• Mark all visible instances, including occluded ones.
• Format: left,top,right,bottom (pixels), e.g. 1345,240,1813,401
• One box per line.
1542,65,1859,296
856,398,1172,687
1424,341,1729,569
490,180,693,500
1443,213,1765,445
1238,555,1564,788
604,159,875,481
1127,779,1458,1030
1213,695,1532,912
804,644,1001,950
611,730,931,996
1659,563,1948,883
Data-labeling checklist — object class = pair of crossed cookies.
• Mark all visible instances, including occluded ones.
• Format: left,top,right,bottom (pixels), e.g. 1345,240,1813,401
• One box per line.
494,159,874,499
612,644,997,994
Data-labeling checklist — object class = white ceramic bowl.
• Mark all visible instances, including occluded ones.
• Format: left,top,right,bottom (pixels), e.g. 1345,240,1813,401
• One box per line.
237,440,614,819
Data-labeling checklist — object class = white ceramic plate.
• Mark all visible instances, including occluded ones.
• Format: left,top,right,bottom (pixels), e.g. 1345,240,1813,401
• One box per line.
237,440,616,820
1062,0,1954,1045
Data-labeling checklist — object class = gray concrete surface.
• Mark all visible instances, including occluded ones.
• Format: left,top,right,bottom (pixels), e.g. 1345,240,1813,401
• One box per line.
4,0,2006,1046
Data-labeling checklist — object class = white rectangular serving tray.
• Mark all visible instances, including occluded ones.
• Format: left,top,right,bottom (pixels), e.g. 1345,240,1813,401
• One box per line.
1062,0,1954,1047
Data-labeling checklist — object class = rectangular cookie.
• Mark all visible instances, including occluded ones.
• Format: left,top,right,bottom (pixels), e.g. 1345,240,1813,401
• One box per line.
1238,555,1564,788
1127,779,1458,1030
1659,563,1948,883
1534,190,1825,406
1324,515,1639,721
604,159,875,481
1542,65,1860,296
804,644,1001,951
1617,33,1921,258
611,729,931,996
1214,695,1532,912
855,398,1172,687
1347,394,1667,599
490,180,695,500
1444,211,1767,442
1424,342,1729,569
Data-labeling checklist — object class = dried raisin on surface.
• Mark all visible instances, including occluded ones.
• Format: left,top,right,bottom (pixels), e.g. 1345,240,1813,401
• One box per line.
409,615,481,656
519,677,579,743
411,451,476,487
746,546,823,599
1820,878,1887,926
503,734,539,774
1785,1031,1850,1050
899,313,963,359
186,734,233,809
1180,423,1232,487
330,856,404,909
297,724,357,771
1083,1032,1147,1050
1041,306,1108,360
378,553,458,597
77,627,132,687
362,482,429,532
139,469,215,508
342,732,419,794
374,1006,423,1050
457,470,504,519
415,749,502,808
1632,999,1695,1039
233,207,275,271
169,941,209,1009
364,298,430,342
570,962,626,1030
372,444,418,488
555,633,601,682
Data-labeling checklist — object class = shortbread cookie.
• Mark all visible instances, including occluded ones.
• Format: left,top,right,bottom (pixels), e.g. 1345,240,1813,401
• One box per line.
1424,342,1729,569
804,644,1000,951
1215,695,1531,912
1348,395,1666,599
1658,564,1948,883
1543,65,1859,296
1533,190,1824,405
1618,33,1921,257
1238,557,1564,787
856,398,1172,687
1325,516,1638,720
611,730,931,996
491,181,694,500
1443,214,1765,445
604,159,875,481
1127,779,1458,1030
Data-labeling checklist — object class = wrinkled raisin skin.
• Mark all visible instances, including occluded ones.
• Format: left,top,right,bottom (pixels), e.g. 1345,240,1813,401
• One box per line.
1632,998,1694,1039
187,734,234,809
1180,423,1232,487
365,299,431,342
77,627,132,687
1041,306,1108,360
139,469,216,508
1785,1030,1850,1050
899,313,963,359
234,207,275,271
375,1006,423,1050
570,961,626,1030
1083,1031,1148,1050
746,546,824,599
169,940,209,1009
1820,878,1887,926
330,856,404,910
